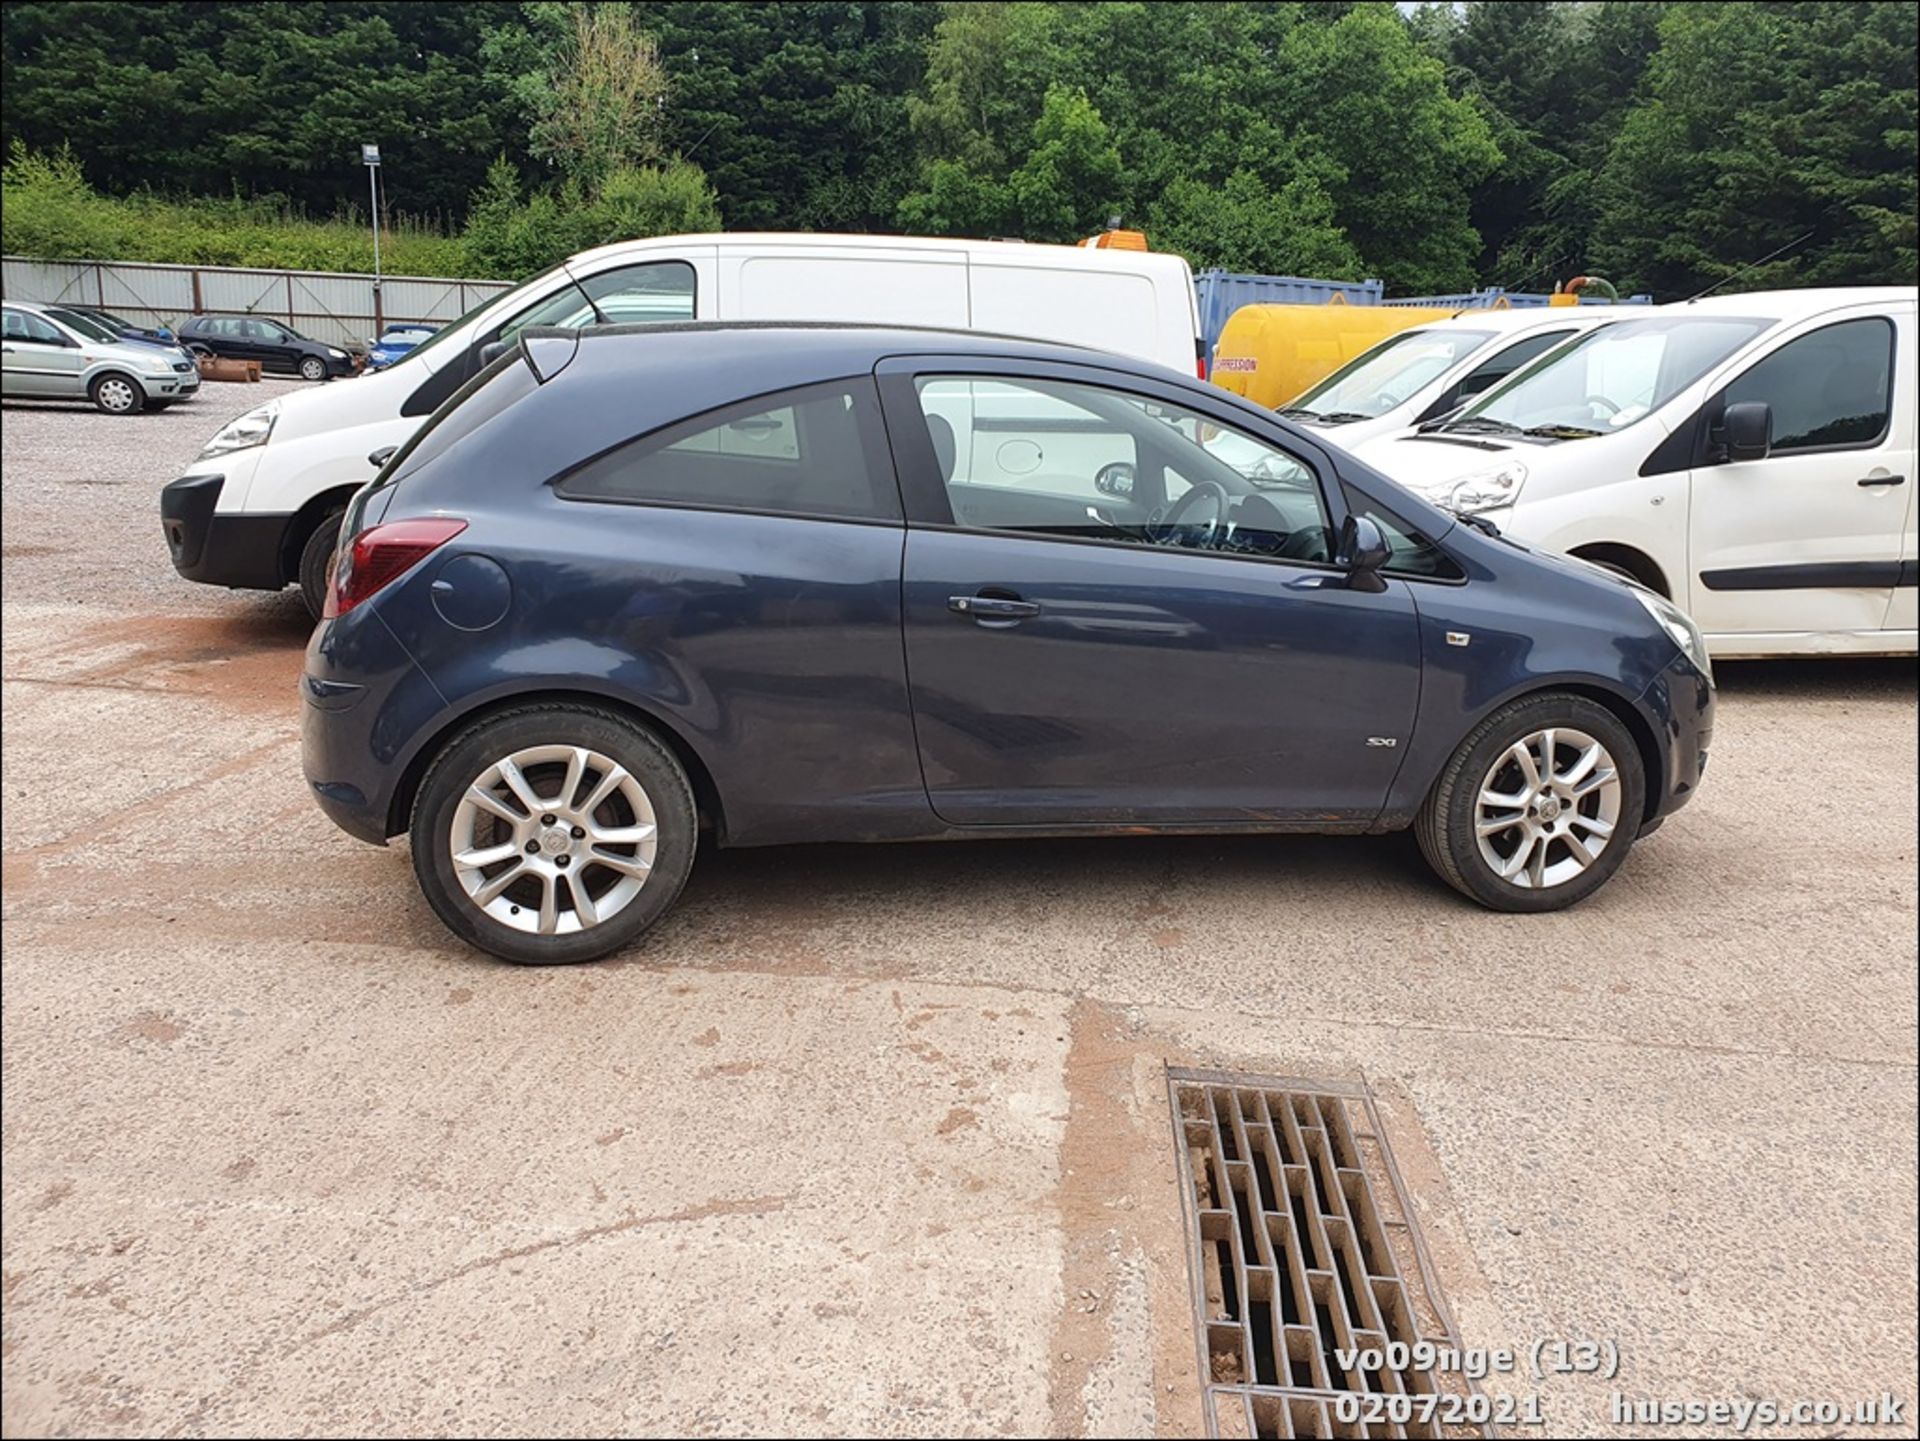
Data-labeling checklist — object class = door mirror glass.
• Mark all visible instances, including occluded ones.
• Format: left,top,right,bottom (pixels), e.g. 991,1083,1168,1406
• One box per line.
1720,400,1772,463
1094,461,1136,499
1338,514,1391,591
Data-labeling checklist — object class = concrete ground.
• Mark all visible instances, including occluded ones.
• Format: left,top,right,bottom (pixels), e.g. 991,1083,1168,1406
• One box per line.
2,381,1914,1439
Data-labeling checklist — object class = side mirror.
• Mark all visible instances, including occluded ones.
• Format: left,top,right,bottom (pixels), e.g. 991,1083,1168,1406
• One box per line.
367,445,398,470
1095,461,1136,499
1337,514,1391,592
1719,400,1772,463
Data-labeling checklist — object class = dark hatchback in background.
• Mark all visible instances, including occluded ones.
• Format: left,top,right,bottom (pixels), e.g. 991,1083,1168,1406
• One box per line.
179,313,357,380
302,324,1715,965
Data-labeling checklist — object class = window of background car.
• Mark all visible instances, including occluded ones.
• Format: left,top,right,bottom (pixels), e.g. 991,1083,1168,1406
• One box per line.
557,379,898,522
1720,317,1894,453
1295,327,1495,418
1417,328,1576,421
914,375,1334,563
47,309,119,343
497,261,697,346
2,308,66,344
1450,316,1771,436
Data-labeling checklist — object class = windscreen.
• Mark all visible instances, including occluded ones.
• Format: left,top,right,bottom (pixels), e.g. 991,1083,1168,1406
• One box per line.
1292,327,1495,417
1441,314,1774,437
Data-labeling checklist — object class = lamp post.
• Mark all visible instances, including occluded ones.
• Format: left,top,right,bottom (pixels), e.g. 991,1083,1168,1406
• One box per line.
361,143,383,331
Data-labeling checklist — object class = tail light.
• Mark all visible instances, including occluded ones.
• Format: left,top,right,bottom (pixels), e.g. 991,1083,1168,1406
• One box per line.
1196,340,1209,381
324,516,467,618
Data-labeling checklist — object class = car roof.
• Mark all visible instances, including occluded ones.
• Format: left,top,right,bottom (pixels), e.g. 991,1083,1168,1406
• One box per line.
1656,285,1917,319
1400,306,1624,333
539,319,1155,374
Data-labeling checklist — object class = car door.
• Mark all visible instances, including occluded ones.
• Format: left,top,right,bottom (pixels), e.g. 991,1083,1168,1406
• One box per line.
877,356,1423,826
243,319,293,370
1686,307,1912,639
1,308,86,397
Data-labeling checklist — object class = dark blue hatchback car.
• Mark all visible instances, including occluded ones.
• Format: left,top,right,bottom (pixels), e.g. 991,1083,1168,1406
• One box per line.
303,323,1714,964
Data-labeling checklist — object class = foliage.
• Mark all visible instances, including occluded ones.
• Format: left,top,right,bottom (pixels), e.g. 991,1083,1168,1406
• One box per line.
1591,1,1918,294
2,1,1915,296
895,2,1498,291
0,143,472,273
484,2,669,187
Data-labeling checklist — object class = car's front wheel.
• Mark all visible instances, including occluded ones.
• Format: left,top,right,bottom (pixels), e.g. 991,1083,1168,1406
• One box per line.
298,356,328,382
1416,693,1645,912
410,704,698,964
89,372,145,415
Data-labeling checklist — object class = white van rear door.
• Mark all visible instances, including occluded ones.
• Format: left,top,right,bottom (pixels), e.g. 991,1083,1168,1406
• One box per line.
720,245,969,327
968,248,1193,373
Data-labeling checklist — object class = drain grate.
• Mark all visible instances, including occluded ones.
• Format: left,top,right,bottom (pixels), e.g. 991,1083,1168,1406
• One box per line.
1169,1070,1484,1440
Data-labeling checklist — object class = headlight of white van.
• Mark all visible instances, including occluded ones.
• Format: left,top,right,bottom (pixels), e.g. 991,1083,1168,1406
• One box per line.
1442,461,1528,515
1631,587,1713,683
197,400,280,460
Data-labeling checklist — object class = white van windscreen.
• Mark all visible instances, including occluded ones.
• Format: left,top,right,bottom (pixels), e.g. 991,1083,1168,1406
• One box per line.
1441,315,1771,438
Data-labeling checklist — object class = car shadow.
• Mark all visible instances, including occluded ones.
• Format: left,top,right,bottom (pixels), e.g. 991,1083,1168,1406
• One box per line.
1711,655,1916,702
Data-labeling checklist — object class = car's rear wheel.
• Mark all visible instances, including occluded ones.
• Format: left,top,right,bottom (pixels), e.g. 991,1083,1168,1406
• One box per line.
410,704,697,964
1415,693,1645,912
298,355,328,382
298,510,343,620
89,373,144,415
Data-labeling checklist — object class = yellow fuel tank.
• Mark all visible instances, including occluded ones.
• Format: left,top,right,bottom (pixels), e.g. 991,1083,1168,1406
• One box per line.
1211,301,1460,409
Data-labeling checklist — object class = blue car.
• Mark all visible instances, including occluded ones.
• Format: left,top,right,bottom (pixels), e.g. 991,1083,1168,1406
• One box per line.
302,323,1715,964
363,322,438,371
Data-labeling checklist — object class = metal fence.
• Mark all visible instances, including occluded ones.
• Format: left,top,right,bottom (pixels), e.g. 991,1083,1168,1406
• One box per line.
1,255,515,350
1383,285,1653,308
1195,269,1385,355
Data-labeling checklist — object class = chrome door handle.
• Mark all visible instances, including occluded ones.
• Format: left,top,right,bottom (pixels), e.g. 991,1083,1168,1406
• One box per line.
1857,474,1906,487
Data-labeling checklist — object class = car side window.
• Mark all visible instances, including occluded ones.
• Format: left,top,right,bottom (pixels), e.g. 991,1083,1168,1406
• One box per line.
557,379,899,522
913,375,1335,564
1720,317,1895,453
498,261,697,346
4,309,66,344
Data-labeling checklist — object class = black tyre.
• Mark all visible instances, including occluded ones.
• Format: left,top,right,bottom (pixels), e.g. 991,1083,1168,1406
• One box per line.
410,703,697,964
1415,692,1645,912
89,372,145,415
298,355,328,382
298,510,343,620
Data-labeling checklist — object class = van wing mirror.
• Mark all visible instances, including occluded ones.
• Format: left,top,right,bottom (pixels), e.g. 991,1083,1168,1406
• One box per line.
1718,400,1772,463
367,445,399,470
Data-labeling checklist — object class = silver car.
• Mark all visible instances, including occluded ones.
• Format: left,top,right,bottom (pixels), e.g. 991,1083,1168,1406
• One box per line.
1,300,201,414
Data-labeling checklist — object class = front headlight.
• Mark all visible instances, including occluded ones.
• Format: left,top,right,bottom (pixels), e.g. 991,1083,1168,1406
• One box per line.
1631,587,1713,684
326,347,347,359
1441,461,1528,515
196,400,280,460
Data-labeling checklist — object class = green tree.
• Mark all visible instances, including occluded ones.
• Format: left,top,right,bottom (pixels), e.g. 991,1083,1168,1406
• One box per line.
1593,1,1919,293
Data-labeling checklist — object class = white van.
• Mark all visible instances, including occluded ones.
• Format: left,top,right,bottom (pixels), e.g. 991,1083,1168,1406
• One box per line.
1279,306,1622,449
1351,287,1918,658
160,232,1202,614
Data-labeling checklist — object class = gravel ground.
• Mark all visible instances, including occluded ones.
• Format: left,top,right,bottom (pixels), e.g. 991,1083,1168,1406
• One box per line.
2,381,1915,1437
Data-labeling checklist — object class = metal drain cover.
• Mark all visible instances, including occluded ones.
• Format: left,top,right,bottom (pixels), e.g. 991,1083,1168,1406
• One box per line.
1168,1069,1484,1439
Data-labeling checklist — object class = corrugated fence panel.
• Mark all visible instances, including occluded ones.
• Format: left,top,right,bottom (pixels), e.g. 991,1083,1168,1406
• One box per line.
2,255,513,350
1195,269,1386,355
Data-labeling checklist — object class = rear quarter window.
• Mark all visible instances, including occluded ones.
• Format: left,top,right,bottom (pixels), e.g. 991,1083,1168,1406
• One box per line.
556,379,901,523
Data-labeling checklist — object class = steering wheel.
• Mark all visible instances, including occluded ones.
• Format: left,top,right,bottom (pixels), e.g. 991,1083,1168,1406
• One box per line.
1153,479,1232,547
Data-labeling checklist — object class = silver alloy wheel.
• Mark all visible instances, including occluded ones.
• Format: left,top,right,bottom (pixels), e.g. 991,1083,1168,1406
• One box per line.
299,357,327,381
1473,726,1622,890
449,744,658,936
96,376,138,413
